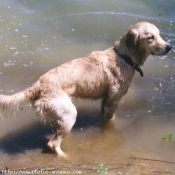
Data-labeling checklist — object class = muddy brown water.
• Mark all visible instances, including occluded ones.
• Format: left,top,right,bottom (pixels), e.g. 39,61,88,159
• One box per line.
0,0,175,174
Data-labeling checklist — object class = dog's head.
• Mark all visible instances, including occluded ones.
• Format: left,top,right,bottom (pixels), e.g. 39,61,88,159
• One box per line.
125,22,172,64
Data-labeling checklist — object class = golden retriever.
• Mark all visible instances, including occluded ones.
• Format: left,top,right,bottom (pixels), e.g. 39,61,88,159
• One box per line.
0,22,172,158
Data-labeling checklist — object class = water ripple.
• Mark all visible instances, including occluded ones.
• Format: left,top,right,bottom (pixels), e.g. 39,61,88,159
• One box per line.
55,11,165,22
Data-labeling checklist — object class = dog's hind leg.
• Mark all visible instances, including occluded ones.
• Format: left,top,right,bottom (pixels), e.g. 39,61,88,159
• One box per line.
47,113,76,158
35,95,77,158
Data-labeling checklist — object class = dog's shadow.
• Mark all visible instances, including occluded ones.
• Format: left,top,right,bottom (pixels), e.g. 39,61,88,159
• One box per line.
0,121,53,154
0,108,108,155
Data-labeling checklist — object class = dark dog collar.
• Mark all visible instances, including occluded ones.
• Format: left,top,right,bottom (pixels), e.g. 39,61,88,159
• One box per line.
114,49,143,77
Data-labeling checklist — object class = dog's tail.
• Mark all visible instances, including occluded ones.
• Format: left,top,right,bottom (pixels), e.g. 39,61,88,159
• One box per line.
0,81,40,117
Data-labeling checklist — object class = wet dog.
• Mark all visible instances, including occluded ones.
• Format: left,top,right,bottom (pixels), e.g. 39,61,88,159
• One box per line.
0,22,172,158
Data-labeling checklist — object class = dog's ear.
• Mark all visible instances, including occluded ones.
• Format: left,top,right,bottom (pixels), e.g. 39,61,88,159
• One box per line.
125,29,140,54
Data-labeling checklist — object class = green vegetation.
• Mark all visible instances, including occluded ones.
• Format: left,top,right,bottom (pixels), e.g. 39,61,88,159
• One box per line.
84,163,108,175
98,164,108,175
162,134,173,142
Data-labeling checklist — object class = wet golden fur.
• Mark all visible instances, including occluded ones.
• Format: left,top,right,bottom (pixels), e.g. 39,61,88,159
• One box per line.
0,22,171,158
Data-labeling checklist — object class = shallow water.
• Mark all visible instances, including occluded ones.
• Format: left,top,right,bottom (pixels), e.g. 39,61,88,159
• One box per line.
0,0,175,174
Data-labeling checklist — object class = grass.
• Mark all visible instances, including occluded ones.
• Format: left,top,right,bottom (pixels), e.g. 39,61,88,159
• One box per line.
162,134,173,142
84,163,108,175
98,164,108,175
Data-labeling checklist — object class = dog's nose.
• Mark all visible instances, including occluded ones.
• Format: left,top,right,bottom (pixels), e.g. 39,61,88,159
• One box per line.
165,44,172,52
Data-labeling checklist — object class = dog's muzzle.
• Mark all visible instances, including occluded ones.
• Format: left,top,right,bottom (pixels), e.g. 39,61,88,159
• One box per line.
165,44,172,53
151,44,172,56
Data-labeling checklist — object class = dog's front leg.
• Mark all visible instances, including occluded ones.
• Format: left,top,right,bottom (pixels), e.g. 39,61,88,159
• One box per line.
101,99,119,121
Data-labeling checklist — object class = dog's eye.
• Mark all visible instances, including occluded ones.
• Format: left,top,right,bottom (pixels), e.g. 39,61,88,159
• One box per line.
148,35,155,40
